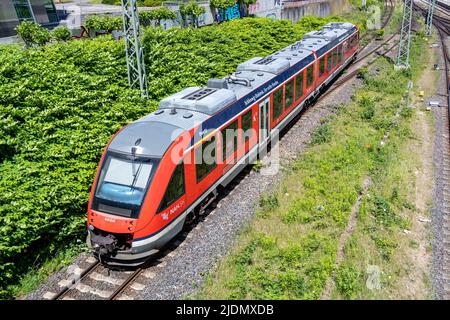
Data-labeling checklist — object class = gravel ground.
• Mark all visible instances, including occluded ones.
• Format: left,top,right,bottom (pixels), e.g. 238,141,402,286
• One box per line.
430,36,450,300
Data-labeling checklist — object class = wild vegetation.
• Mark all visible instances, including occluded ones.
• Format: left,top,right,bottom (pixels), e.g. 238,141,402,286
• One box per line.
0,16,347,299
195,18,432,299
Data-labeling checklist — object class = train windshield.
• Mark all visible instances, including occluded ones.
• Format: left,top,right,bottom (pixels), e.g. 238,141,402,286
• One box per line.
93,153,158,217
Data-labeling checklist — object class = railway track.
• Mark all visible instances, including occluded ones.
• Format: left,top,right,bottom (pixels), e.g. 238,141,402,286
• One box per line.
430,1,450,301
41,3,399,301
50,260,145,300
319,0,399,101
416,0,450,299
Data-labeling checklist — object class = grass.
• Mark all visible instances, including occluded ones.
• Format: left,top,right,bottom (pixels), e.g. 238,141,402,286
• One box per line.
13,242,87,298
329,23,438,300
194,10,432,300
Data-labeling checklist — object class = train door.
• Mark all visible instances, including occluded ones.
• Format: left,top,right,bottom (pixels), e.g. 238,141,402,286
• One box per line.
259,97,270,144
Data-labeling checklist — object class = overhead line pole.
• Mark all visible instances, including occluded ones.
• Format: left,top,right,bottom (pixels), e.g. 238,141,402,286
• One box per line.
121,0,149,98
426,0,437,36
395,0,414,69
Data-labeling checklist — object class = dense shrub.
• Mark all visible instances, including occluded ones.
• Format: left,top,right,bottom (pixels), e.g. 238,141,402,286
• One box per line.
142,0,164,6
85,15,122,33
15,21,51,47
180,1,206,27
140,7,177,26
52,26,72,42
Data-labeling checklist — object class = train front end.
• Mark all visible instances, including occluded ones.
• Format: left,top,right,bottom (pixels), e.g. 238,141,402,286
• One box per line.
86,120,186,266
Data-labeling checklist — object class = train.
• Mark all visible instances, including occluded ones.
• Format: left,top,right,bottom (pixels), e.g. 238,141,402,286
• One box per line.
87,21,360,266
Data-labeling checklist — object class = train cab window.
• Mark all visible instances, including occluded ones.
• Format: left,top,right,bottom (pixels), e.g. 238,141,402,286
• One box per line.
273,87,283,120
295,73,303,100
195,136,217,183
93,152,158,218
285,79,294,108
222,120,238,161
306,66,313,87
319,58,325,77
241,109,253,143
158,161,185,212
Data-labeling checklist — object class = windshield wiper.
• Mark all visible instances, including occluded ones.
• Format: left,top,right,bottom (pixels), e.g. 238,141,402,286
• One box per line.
130,146,142,191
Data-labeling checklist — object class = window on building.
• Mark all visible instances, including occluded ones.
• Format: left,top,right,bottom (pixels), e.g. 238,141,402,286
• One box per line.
273,87,283,120
319,58,325,77
12,0,33,22
195,136,217,183
29,0,58,25
306,66,313,87
285,79,294,108
222,120,238,162
241,109,253,144
158,161,185,212
295,73,303,100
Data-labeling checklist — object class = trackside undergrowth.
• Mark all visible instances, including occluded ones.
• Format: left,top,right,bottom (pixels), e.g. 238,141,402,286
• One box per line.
195,16,432,299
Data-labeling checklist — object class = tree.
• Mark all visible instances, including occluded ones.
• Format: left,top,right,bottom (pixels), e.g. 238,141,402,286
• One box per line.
210,0,236,22
52,26,72,42
15,21,51,47
239,0,256,17
85,15,122,34
180,1,206,28
150,7,177,26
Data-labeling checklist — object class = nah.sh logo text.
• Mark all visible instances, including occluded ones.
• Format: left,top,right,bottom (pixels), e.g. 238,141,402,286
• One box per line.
169,200,185,215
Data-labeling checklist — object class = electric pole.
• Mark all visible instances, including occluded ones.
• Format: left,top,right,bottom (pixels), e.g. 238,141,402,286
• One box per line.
121,0,149,98
426,0,436,36
396,0,414,69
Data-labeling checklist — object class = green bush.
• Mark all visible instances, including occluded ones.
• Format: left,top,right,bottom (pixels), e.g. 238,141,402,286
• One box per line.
85,15,122,33
140,7,176,26
210,0,236,9
310,122,331,145
335,263,362,299
52,26,72,42
142,0,164,6
180,1,206,27
359,95,375,120
15,21,51,47
375,28,385,38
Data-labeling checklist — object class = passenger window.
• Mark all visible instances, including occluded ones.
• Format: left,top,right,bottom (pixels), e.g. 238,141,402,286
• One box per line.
195,136,217,183
285,79,294,108
319,58,325,76
327,51,333,71
273,87,283,120
158,161,185,212
222,120,238,161
295,73,303,100
306,66,313,87
241,109,253,143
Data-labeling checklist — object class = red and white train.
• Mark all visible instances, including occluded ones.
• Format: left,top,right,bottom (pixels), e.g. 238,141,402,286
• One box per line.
87,22,360,265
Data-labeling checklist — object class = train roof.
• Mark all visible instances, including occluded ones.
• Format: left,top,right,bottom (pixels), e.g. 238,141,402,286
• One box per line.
110,21,357,158
299,22,356,57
